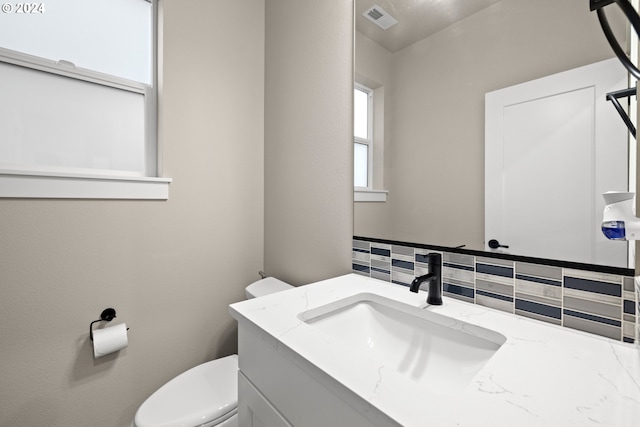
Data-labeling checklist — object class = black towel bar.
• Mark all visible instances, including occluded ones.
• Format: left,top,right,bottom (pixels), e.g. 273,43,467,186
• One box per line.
606,87,637,139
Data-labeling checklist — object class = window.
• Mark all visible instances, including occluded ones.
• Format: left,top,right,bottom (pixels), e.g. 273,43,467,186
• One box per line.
354,84,373,188
354,82,387,202
0,0,170,199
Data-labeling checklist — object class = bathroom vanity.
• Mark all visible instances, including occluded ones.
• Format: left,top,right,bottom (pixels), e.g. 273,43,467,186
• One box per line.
229,274,640,426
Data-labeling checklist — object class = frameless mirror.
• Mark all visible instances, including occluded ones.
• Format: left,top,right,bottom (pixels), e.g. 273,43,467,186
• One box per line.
354,0,634,269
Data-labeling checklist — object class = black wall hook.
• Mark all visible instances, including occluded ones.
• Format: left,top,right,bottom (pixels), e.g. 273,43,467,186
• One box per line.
89,308,117,341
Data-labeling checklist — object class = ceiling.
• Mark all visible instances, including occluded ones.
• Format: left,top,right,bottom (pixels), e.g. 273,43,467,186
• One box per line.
355,0,504,52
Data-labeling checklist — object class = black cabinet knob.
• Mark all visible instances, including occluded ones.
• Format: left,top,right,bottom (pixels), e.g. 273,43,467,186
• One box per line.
488,239,509,249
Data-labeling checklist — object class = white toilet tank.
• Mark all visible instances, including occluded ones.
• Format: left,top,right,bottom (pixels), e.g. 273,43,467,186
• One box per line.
245,277,293,299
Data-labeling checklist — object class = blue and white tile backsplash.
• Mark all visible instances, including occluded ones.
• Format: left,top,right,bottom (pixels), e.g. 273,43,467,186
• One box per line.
353,238,638,344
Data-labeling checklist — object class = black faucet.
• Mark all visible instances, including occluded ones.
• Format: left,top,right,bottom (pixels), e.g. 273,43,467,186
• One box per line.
409,252,443,305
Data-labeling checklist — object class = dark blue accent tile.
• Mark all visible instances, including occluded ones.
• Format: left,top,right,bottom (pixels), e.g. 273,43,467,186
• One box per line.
564,309,622,327
372,247,391,257
477,263,513,278
624,300,636,315
623,337,635,344
415,253,428,263
443,283,474,299
352,264,370,274
353,248,370,254
392,259,414,270
564,277,621,297
443,262,474,272
371,266,390,275
392,280,410,287
477,289,513,302
516,299,562,319
515,274,561,287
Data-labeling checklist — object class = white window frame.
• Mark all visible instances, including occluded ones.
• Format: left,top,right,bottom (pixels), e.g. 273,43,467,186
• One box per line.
354,83,373,190
0,0,170,200
354,83,387,202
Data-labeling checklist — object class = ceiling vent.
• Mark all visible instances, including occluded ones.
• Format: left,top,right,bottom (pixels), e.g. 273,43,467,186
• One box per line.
363,5,398,30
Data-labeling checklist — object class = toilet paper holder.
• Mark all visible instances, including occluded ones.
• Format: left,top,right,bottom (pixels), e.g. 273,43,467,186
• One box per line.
90,308,121,341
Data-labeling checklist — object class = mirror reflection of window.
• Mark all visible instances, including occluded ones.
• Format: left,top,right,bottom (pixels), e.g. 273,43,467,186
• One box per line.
354,84,372,188
354,143,369,187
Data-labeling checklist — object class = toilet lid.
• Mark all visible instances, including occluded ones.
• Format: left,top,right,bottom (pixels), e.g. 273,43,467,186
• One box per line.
135,355,238,427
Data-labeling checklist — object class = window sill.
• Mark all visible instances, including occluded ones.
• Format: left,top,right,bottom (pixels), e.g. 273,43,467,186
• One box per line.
354,189,388,202
0,170,172,200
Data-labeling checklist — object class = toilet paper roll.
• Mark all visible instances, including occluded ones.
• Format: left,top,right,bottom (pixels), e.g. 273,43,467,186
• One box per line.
93,323,128,359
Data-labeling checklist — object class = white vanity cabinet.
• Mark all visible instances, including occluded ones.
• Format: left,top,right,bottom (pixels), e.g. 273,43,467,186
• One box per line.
238,372,292,427
235,321,399,427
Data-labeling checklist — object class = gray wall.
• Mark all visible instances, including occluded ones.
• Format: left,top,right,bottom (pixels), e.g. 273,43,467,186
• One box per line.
354,0,626,250
0,0,356,424
354,31,394,238
264,0,354,285
0,1,265,425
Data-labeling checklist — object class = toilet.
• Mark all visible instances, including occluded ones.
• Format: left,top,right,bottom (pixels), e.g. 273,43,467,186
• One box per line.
133,277,293,427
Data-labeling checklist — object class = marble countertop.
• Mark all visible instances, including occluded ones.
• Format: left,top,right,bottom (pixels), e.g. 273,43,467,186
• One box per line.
229,274,640,426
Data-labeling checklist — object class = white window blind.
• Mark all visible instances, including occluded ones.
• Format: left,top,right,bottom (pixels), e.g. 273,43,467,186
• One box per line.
0,61,147,176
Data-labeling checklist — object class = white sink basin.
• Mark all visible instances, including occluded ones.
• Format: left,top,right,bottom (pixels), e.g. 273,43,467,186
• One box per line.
299,293,506,394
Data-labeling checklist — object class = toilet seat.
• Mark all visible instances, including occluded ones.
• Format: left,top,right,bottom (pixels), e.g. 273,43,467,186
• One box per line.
134,355,238,427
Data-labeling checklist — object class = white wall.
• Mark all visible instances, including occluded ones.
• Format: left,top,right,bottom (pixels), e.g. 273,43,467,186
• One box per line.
0,1,265,425
264,0,354,285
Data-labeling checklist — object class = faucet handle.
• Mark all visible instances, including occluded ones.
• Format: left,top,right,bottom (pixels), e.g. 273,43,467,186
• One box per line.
426,252,443,305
